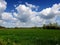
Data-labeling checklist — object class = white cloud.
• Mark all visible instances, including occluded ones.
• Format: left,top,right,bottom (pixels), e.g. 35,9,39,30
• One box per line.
25,2,39,11
1,2,60,28
13,12,18,17
10,3,60,27
40,8,51,16
0,0,7,13
39,8,55,19
2,12,17,22
2,21,16,28
13,3,41,27
37,3,60,25
39,3,60,20
52,3,60,15
16,4,38,23
0,0,7,26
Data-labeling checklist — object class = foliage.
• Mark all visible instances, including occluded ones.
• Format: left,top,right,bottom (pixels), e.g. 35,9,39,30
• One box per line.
43,23,60,29
0,29,60,45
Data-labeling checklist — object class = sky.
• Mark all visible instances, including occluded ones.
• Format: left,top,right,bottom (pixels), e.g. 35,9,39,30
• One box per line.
0,0,60,28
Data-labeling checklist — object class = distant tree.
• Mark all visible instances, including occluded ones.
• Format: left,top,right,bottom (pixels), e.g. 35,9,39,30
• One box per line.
0,26,5,29
42,22,60,29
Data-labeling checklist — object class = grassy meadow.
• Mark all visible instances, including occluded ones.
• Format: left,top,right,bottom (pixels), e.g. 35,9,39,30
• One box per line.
0,28,60,45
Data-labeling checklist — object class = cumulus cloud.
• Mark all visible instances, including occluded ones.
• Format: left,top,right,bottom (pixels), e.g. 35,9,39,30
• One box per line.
0,1,60,28
39,3,60,19
16,4,38,23
5,3,42,27
36,3,60,25
39,8,55,19
25,2,39,11
0,0,7,12
1,12,18,28
0,0,7,25
2,12,17,22
6,3,60,27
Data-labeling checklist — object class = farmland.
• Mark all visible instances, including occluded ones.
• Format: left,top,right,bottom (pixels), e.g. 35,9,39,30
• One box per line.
0,28,60,45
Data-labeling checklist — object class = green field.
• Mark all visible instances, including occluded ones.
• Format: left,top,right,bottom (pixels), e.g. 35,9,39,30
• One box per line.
0,28,60,45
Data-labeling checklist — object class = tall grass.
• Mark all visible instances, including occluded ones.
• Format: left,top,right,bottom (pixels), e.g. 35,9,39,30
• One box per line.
0,28,60,45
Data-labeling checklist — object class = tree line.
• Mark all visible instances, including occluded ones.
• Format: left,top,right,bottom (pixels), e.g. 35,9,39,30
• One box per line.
0,23,60,29
42,23,60,29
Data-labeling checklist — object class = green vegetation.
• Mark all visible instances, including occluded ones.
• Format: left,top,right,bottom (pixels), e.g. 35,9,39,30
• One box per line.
43,23,60,29
0,28,60,45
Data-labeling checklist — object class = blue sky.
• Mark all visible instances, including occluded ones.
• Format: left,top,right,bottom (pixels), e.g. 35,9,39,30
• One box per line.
0,0,60,28
5,0,60,12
